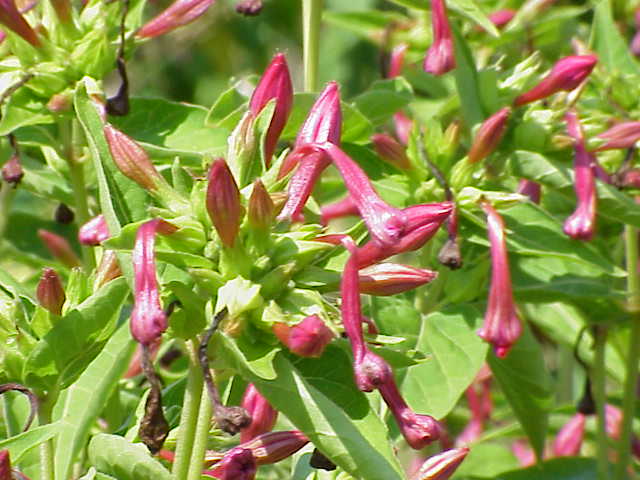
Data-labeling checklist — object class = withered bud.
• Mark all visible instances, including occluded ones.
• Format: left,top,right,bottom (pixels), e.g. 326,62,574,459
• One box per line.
215,405,252,435
2,154,23,187
36,267,66,315
438,237,462,269
310,449,337,471
54,203,74,224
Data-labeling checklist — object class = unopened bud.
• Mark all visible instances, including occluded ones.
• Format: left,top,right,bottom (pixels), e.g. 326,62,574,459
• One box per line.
412,448,469,480
371,133,411,170
0,450,10,480
0,0,40,46
468,107,511,163
358,263,437,296
136,0,215,38
78,214,110,246
2,154,23,186
622,169,640,189
36,267,65,315
206,159,243,248
424,0,456,75
38,229,81,268
272,314,334,358
94,250,122,289
593,121,640,152
104,124,164,191
240,384,278,442
47,93,72,112
236,0,262,15
208,448,256,480
248,179,274,230
552,413,585,457
54,203,74,225
487,9,515,29
242,430,309,466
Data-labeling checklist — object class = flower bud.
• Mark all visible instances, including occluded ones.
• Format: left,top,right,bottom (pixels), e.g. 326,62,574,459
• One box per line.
38,229,81,268
552,413,585,457
371,133,411,170
47,93,72,113
241,430,309,465
272,314,334,358
513,55,597,107
2,154,23,186
388,43,408,78
94,250,122,289
104,124,164,191
394,111,413,145
206,159,243,248
593,122,640,152
467,107,511,163
511,439,535,467
248,179,274,230
78,214,110,246
240,384,278,442
622,169,640,189
236,0,262,15
294,81,342,148
358,263,437,296
0,450,10,480
136,0,215,38
516,179,541,204
208,448,256,480
250,53,293,167
131,218,177,345
36,267,65,315
412,448,469,480
0,0,40,46
424,0,456,75
487,9,515,29
477,202,522,357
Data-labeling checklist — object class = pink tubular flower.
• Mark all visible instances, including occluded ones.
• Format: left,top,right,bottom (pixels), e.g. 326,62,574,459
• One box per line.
131,218,177,345
136,0,215,38
477,202,522,358
511,439,535,467
277,82,342,221
424,0,456,75
240,384,278,443
513,55,597,107
563,111,596,241
207,448,256,480
411,448,469,480
36,268,65,316
593,122,640,152
386,44,414,144
467,107,511,163
206,159,243,248
516,179,541,204
552,413,585,457
371,133,412,170
378,375,442,449
249,53,293,167
0,0,40,46
388,43,408,78
78,214,110,246
272,314,334,358
38,229,81,268
358,263,437,296
320,195,359,225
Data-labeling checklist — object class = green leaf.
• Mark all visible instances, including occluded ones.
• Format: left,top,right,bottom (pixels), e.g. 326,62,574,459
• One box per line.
23,277,129,390
452,24,485,128
488,323,553,459
402,305,488,419
590,0,640,76
0,88,54,135
453,443,520,478
214,331,279,380
87,434,172,480
20,156,74,205
0,422,60,462
222,346,405,480
323,10,408,39
53,322,136,480
352,78,413,126
495,457,598,480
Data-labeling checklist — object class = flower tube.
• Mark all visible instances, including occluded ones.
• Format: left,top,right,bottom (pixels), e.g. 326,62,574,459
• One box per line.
424,0,456,75
137,0,216,38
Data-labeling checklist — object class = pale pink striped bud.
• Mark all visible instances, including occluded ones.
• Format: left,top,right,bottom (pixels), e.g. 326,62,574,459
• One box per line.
36,267,65,316
240,384,278,443
131,219,177,345
272,314,334,358
136,0,215,38
477,202,522,357
513,55,597,107
250,53,293,167
553,413,585,457
371,133,411,170
424,0,456,75
38,229,81,268
78,214,110,246
0,0,40,46
468,107,511,163
206,159,243,248
563,111,596,241
358,263,437,296
593,122,640,152
412,448,469,480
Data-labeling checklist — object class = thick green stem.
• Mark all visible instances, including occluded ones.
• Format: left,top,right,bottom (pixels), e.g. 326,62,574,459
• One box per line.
302,0,323,92
171,341,204,480
0,182,16,239
614,226,640,480
592,326,610,480
38,393,57,480
186,386,213,480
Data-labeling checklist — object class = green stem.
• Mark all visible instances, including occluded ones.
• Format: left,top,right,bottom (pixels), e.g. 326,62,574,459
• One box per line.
592,326,610,480
171,341,204,480
38,393,57,480
302,0,323,92
186,386,213,480
0,182,16,239
614,226,640,480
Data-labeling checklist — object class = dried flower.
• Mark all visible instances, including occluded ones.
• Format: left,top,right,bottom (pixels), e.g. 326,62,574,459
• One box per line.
136,0,215,38
412,448,469,480
371,133,411,170
272,314,334,358
553,413,585,457
2,154,23,186
131,219,177,345
0,0,40,46
240,384,278,443
38,229,81,268
249,53,293,167
36,267,65,316
477,202,522,357
358,263,437,296
593,122,640,152
206,159,243,248
563,111,596,241
78,214,110,246
513,55,597,107
468,107,511,163
104,124,164,191
424,0,456,75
